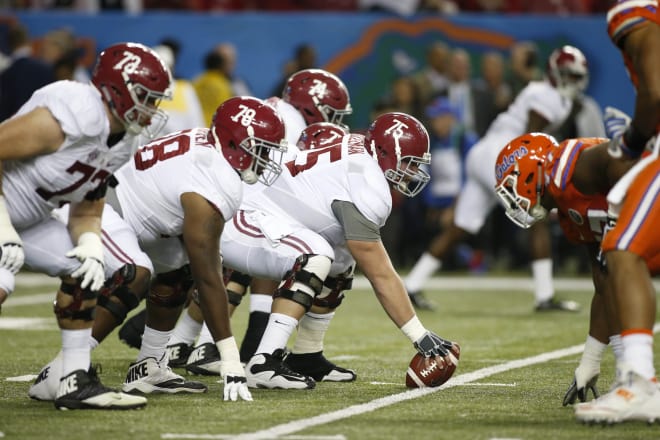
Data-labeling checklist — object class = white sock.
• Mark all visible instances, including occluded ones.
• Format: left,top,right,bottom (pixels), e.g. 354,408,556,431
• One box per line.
579,335,607,371
405,252,442,293
61,328,92,376
137,326,172,363
250,293,273,313
89,336,100,350
622,332,655,380
254,312,298,355
169,310,203,346
292,312,334,354
531,258,554,303
196,322,213,346
609,334,623,362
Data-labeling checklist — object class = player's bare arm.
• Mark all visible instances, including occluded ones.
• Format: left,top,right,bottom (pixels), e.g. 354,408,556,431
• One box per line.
573,141,637,194
0,107,64,161
624,23,660,141
180,191,232,339
66,198,104,241
345,238,415,327
527,110,551,133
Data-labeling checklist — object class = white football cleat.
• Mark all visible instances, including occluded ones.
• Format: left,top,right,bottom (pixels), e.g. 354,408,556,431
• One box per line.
246,349,315,389
28,352,62,401
575,365,660,424
185,343,222,376
122,357,208,394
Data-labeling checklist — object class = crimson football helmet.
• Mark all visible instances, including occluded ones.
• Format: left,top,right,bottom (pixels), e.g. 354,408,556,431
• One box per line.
494,132,559,228
296,122,347,151
92,42,173,137
282,69,352,126
365,112,431,197
546,45,589,100
208,96,287,185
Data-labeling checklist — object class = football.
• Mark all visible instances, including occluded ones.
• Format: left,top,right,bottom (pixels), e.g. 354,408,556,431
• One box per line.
405,343,460,388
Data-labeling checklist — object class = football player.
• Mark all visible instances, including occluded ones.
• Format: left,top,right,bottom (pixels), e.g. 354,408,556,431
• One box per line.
28,96,288,403
0,42,172,410
574,0,660,424
404,45,589,313
166,70,357,383
492,133,639,407
217,111,459,389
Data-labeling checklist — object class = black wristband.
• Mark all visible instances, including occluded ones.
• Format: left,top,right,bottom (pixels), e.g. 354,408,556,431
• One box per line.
623,123,650,153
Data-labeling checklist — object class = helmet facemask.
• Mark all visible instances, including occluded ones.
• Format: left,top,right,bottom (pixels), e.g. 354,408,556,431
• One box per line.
495,161,547,228
379,132,431,197
237,125,288,186
121,78,171,137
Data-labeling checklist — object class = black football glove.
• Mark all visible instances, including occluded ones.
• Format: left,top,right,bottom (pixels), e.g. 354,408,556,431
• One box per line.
562,374,599,406
414,331,454,358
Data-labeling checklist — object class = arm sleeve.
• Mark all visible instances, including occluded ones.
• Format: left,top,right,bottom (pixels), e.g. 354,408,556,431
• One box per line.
331,200,380,242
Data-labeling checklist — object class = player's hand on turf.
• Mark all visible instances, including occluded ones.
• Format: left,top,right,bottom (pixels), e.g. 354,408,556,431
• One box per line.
562,372,599,406
220,360,253,402
66,232,105,291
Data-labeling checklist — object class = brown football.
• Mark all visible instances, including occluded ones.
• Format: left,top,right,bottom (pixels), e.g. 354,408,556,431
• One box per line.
405,343,460,388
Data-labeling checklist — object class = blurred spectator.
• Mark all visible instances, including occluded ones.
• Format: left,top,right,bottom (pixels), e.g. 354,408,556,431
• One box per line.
409,41,450,108
522,0,588,14
193,49,233,126
151,41,205,137
215,42,252,96
471,50,512,137
373,75,424,121
28,0,142,13
418,0,459,14
507,40,542,97
0,22,55,122
269,43,317,97
38,28,90,82
446,48,476,134
457,0,522,12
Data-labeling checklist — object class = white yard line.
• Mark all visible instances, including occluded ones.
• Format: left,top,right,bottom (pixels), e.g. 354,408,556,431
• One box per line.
163,322,660,440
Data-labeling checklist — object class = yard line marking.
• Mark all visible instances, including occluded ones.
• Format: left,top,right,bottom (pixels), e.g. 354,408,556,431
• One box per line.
213,322,660,440
462,382,517,387
0,317,54,330
161,435,346,440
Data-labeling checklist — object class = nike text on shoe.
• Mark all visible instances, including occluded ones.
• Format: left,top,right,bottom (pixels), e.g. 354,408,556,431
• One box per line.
166,342,193,368
54,367,146,410
575,368,660,424
246,349,315,390
122,357,208,394
284,351,356,382
185,343,221,376
29,353,63,401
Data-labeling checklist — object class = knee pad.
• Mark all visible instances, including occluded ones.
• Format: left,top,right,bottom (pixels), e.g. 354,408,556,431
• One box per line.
275,254,331,312
223,267,252,306
314,266,354,309
54,279,98,321
148,265,193,308
97,264,142,324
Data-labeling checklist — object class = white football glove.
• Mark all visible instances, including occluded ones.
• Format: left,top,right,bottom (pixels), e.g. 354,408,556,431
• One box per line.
603,106,631,158
66,232,105,291
0,196,24,274
217,337,253,402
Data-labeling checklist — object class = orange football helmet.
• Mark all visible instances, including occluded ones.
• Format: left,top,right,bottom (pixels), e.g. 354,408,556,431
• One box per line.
494,132,558,228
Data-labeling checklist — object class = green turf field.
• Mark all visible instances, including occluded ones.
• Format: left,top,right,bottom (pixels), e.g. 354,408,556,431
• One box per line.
1,273,659,440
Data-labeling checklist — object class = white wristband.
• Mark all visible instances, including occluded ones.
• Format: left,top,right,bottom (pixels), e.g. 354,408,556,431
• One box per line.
0,196,19,242
216,336,241,363
400,315,427,343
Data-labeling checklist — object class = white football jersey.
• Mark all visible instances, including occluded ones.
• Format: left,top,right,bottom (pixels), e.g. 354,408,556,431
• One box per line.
240,133,391,249
486,80,572,140
114,127,243,244
3,81,139,229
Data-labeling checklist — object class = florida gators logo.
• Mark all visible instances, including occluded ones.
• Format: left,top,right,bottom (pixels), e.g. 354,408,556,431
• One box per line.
495,146,528,180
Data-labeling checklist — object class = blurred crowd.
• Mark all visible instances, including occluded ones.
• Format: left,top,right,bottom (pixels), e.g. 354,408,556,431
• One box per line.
10,0,611,15
0,18,604,276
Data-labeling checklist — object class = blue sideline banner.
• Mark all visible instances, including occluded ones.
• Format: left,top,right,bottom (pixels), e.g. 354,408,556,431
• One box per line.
11,11,632,129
